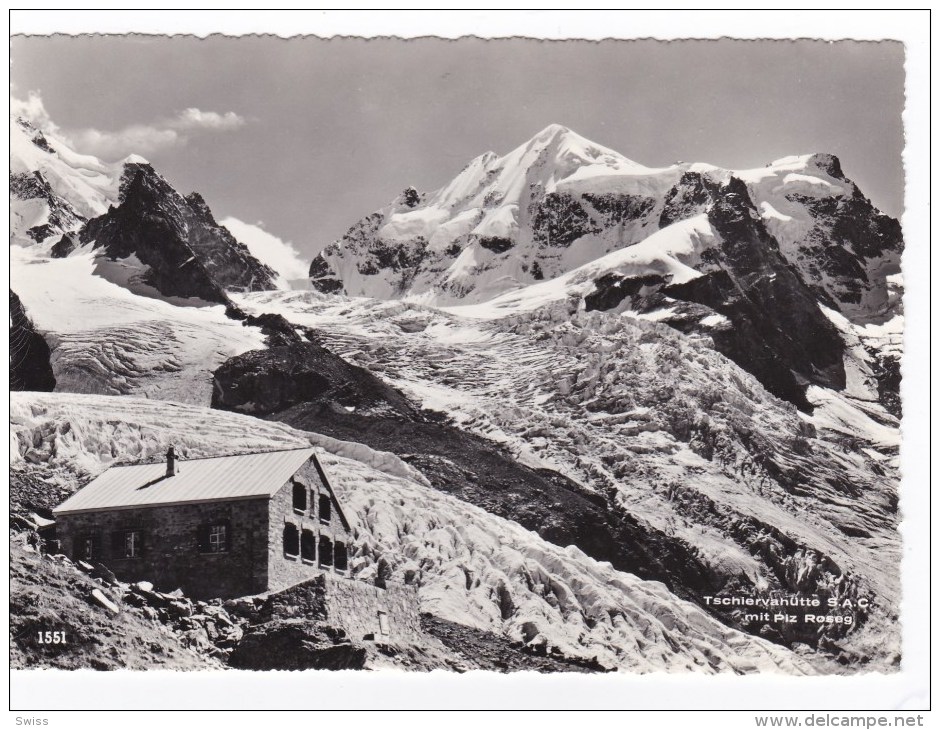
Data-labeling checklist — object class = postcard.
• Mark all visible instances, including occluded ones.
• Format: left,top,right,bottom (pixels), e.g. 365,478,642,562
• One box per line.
8,10,930,716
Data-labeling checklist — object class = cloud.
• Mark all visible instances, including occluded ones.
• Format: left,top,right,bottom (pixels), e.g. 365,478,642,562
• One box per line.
10,90,247,161
68,125,183,158
171,108,245,131
220,217,310,290
10,90,57,132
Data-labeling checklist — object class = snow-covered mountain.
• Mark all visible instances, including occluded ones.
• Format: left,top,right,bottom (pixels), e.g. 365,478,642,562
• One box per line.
11,116,129,240
10,116,284,304
9,113,299,403
310,124,900,319
309,125,903,412
311,125,901,318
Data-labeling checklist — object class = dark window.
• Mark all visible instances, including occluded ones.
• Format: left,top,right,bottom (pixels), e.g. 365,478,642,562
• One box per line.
197,522,231,553
318,535,333,567
76,534,99,561
318,494,332,523
283,523,299,557
292,481,307,513
111,530,144,559
301,529,316,562
334,541,348,571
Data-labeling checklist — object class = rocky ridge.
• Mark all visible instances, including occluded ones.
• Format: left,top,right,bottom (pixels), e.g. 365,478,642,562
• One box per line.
79,163,278,304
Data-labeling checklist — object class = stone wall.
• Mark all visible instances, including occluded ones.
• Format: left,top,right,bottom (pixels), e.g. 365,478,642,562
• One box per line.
320,572,422,645
56,499,270,599
267,458,353,592
262,573,422,646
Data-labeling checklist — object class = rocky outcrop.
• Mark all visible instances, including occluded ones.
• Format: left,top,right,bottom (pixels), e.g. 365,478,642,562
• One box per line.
659,171,721,228
50,234,77,258
583,273,669,312
586,178,848,410
581,192,656,229
15,117,55,154
10,290,56,392
532,192,602,248
308,255,344,293
10,170,85,243
685,178,846,404
79,164,277,303
784,183,902,319
180,192,277,292
211,341,416,417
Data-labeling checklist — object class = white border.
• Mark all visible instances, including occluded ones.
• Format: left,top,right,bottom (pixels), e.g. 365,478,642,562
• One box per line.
6,9,931,715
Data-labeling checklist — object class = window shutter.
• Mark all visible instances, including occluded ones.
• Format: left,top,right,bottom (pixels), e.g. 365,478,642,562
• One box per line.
224,521,232,552
197,524,210,552
111,531,124,557
137,530,146,557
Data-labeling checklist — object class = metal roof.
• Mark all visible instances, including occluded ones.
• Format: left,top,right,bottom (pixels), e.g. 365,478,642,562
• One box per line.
54,447,317,515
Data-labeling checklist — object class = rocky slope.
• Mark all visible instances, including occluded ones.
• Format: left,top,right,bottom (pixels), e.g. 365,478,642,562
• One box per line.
10,290,56,392
10,116,122,244
10,535,222,671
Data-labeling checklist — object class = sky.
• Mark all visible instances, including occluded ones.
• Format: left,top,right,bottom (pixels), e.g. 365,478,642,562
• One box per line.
10,36,905,260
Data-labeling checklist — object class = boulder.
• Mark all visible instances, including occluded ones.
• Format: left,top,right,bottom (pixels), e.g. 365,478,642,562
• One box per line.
91,563,118,585
228,620,366,671
91,589,120,615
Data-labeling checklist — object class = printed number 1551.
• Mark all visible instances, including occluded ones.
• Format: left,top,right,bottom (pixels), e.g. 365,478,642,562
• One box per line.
37,631,67,644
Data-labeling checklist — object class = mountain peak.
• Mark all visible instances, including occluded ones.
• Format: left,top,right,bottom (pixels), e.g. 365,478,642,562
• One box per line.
536,123,573,139
517,123,641,171
528,123,595,152
121,153,150,166
765,152,844,179
806,152,845,179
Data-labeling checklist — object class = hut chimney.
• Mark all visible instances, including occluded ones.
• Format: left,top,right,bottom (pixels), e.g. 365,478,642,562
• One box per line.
166,446,177,477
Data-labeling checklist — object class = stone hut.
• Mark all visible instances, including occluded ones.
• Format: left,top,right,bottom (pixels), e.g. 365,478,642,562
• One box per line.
53,446,353,599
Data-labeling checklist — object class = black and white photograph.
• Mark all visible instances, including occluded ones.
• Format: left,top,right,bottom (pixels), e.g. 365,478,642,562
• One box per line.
7,9,930,718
